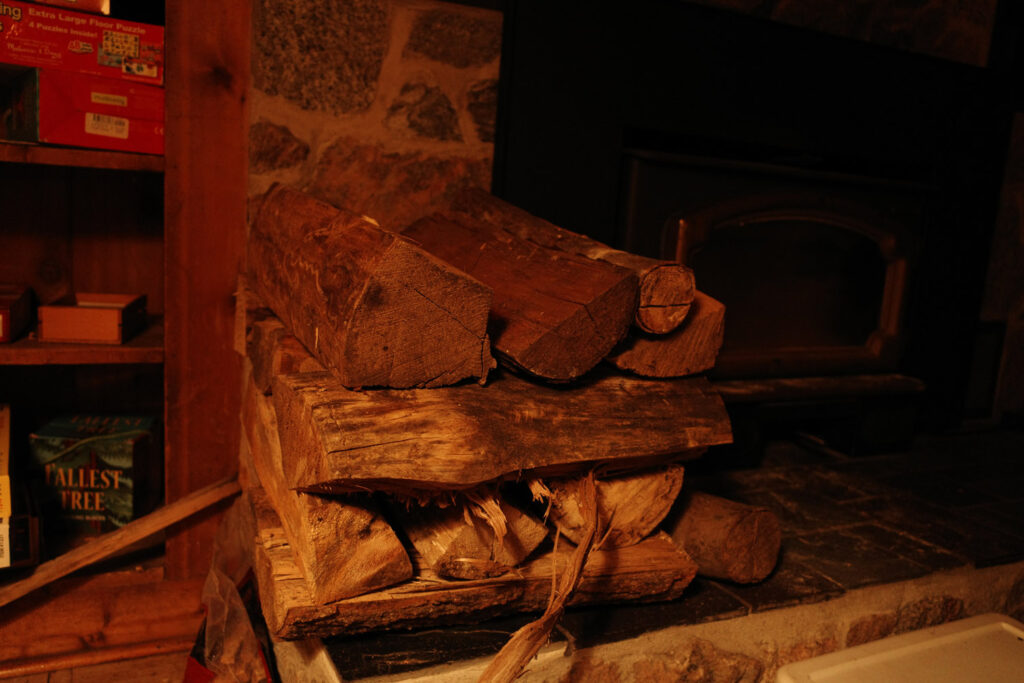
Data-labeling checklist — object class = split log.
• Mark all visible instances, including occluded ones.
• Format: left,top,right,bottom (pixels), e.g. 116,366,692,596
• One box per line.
241,365,413,603
401,213,638,382
248,184,495,389
272,368,732,494
245,484,698,639
392,493,549,580
665,491,781,583
607,291,726,378
452,187,695,334
537,464,686,549
249,316,325,394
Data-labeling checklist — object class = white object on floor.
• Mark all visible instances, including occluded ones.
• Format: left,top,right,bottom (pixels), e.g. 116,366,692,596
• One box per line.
777,613,1024,683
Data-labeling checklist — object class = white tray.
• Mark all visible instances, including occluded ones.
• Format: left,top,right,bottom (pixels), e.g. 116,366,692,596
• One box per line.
777,613,1024,683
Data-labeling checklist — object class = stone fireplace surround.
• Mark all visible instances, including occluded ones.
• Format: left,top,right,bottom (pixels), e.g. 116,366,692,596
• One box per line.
247,0,1022,679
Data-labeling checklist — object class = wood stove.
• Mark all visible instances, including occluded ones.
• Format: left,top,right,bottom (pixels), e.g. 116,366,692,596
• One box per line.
493,0,1013,441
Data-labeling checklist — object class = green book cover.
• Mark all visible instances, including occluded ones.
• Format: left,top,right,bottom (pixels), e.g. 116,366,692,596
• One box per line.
29,415,157,554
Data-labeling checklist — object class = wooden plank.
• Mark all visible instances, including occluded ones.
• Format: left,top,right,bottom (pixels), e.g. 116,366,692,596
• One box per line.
452,187,695,334
0,317,164,365
665,491,781,584
163,0,250,580
249,185,494,389
711,373,927,403
0,569,203,664
0,477,240,609
401,213,638,382
607,291,726,378
246,487,698,640
0,638,192,680
273,369,732,493
0,142,164,173
241,369,413,603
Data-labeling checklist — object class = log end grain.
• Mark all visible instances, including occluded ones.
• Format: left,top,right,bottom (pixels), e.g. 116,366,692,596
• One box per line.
666,491,781,584
347,238,496,388
635,263,697,334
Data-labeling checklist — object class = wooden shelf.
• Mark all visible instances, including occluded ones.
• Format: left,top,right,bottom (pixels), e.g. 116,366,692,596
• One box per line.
0,317,164,365
0,142,164,173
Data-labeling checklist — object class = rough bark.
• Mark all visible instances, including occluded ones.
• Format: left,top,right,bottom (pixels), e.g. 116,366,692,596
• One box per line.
401,212,638,381
540,464,686,548
247,480,698,640
248,184,495,388
608,291,726,377
665,491,781,583
248,316,325,394
272,368,732,494
241,365,412,603
451,187,696,333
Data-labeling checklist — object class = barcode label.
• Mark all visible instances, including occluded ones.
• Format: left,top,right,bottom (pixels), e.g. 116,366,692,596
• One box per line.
85,113,130,140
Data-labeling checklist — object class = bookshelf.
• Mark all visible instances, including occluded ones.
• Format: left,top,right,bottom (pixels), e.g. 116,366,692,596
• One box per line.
0,0,248,671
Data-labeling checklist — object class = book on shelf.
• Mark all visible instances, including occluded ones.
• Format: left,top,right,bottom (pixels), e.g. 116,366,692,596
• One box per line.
1,403,40,570
28,414,160,557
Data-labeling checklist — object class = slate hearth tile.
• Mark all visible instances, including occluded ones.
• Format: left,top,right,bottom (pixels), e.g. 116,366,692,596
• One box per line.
880,470,994,508
784,526,931,589
714,555,844,613
741,488,868,534
561,579,749,648
961,475,1024,501
854,497,1022,568
803,468,887,503
854,523,966,572
324,614,538,680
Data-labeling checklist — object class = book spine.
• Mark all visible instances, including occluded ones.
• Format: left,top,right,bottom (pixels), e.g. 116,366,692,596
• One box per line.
0,517,9,569
0,404,9,518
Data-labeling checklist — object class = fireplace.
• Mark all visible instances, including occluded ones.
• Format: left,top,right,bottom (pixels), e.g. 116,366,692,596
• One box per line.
492,0,1012,436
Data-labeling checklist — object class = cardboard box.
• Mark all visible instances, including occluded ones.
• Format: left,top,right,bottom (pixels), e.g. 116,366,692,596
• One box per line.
0,0,163,85
0,284,32,343
38,292,146,344
1,67,163,154
31,0,109,16
29,414,159,555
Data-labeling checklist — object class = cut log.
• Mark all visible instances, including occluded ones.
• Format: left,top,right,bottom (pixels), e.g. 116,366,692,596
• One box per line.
272,368,732,494
452,187,695,334
241,364,413,603
391,493,549,580
248,184,495,389
249,316,325,394
245,484,698,639
665,491,781,584
607,291,726,378
401,213,638,382
539,464,686,548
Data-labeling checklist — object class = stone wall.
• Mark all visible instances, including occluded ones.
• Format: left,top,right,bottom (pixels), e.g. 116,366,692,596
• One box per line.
248,0,500,231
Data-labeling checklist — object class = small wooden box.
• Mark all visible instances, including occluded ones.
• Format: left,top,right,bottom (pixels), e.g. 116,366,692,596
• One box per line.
0,285,33,343
38,293,147,345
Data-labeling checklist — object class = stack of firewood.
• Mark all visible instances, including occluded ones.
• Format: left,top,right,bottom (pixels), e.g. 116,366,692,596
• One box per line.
234,185,781,665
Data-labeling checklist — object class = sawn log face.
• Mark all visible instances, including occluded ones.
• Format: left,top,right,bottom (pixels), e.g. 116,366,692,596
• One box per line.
248,185,495,389
451,187,695,334
608,291,726,378
272,368,732,493
401,213,638,381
